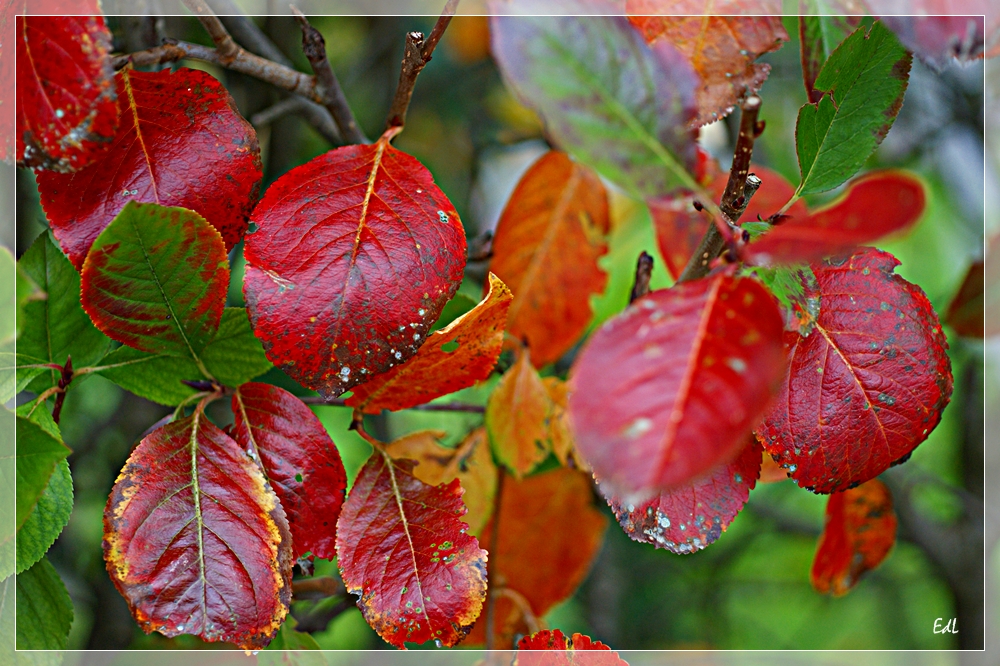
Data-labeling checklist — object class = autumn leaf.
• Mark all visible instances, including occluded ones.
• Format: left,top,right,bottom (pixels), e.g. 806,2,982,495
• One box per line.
243,128,467,398
347,273,512,414
627,4,788,127
232,382,347,560
37,67,262,268
488,151,610,367
466,468,607,648
607,437,761,554
811,479,897,596
335,450,487,648
799,15,860,103
516,628,626,666
104,411,293,649
15,13,117,171
758,448,789,484
486,349,554,478
569,272,786,497
876,11,987,68
945,260,984,337
542,377,587,471
758,248,952,493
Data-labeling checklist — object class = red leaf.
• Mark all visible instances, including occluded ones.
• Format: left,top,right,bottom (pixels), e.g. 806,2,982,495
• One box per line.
243,128,467,398
745,171,926,266
37,67,262,268
811,479,897,596
758,248,953,493
945,260,984,337
607,436,761,554
875,10,987,67
15,14,117,171
104,411,293,649
568,272,786,497
335,450,487,648
232,382,347,560
346,273,512,414
516,629,626,666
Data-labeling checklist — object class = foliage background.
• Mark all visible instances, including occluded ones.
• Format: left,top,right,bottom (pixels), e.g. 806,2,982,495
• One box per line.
10,12,988,651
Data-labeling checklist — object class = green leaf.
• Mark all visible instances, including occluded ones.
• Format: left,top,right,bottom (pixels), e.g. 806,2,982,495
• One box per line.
0,247,17,343
95,308,272,405
15,557,73,650
0,408,14,580
263,616,324,656
15,409,70,530
16,459,72,575
0,575,13,655
17,233,110,394
795,21,911,195
747,265,821,336
433,292,478,330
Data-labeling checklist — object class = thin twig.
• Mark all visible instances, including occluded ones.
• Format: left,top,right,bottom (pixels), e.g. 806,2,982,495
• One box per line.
251,96,308,127
629,251,654,303
292,576,345,600
484,468,505,651
384,0,460,131
677,95,764,283
183,0,240,63
51,357,74,425
291,7,367,144
299,395,486,413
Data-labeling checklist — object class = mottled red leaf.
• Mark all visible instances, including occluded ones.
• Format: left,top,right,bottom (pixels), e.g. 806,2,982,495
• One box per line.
607,437,761,554
488,151,610,367
243,128,467,398
335,450,487,648
811,479,897,596
516,629,626,666
745,171,926,266
568,273,785,497
232,382,347,560
37,67,262,268
346,273,511,414
627,3,788,127
15,13,117,171
758,248,952,494
104,411,293,649
945,260,984,337
466,468,607,648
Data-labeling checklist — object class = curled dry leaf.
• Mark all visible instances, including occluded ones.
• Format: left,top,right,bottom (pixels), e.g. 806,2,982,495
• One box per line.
244,128,467,398
488,151,610,367
104,412,293,649
569,272,786,498
38,67,262,268
232,382,347,560
486,349,554,478
627,2,789,127
758,248,952,493
347,273,512,414
607,437,762,554
516,628,626,666
335,451,487,648
15,13,117,171
811,478,897,596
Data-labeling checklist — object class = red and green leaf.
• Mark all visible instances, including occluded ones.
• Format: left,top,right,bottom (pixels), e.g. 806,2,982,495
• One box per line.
232,382,347,560
568,272,786,497
104,411,293,649
243,128,467,398
758,248,952,493
15,13,117,171
37,67,261,268
516,629,626,665
335,450,487,648
811,478,897,596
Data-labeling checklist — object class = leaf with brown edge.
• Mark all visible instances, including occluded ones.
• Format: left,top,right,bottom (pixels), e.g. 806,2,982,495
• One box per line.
465,468,607,649
569,272,786,498
627,4,789,127
758,248,952,494
606,436,761,554
15,13,118,171
745,170,926,266
384,428,497,537
232,382,347,560
486,349,554,478
347,274,511,414
516,629,626,666
945,260,984,338
243,127,467,399
488,151,610,367
37,67,262,269
811,479,897,596
335,449,487,648
103,411,293,649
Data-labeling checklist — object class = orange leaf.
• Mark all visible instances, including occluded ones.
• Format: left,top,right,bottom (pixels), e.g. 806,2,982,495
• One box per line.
627,5,789,127
445,15,491,63
542,377,589,472
758,447,789,484
486,349,554,478
347,273,512,414
489,151,610,368
385,428,497,537
811,479,897,596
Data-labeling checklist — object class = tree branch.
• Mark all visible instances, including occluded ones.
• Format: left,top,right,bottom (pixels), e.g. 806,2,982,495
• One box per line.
629,251,654,303
292,576,344,600
183,0,239,63
291,7,368,144
299,395,485,413
384,0,459,131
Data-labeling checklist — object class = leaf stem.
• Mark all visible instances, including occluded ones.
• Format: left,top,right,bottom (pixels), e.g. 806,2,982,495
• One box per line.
182,0,240,63
301,396,486,413
292,575,345,600
51,356,74,424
